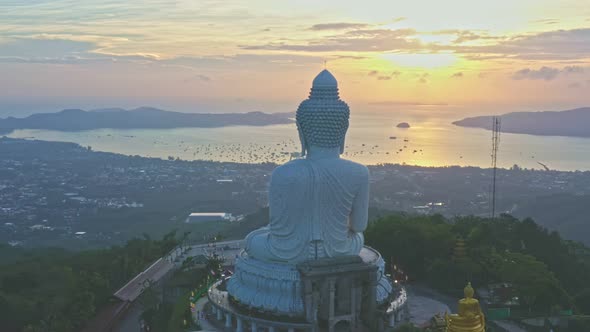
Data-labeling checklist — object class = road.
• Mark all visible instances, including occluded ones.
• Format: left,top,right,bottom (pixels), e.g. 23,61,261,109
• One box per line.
113,240,244,332
185,240,245,267
405,285,457,327
192,296,218,331
185,240,244,331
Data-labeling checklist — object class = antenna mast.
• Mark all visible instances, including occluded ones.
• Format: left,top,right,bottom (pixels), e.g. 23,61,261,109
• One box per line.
490,116,501,219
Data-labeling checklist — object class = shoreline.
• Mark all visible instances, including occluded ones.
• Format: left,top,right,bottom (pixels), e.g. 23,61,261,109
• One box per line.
3,136,588,173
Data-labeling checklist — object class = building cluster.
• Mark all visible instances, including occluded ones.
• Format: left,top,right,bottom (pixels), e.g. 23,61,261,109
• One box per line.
2,137,590,248
0,138,273,247
369,164,590,216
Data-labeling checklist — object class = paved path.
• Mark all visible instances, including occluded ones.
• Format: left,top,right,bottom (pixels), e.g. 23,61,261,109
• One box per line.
405,285,455,327
493,320,528,332
193,296,219,331
185,240,245,267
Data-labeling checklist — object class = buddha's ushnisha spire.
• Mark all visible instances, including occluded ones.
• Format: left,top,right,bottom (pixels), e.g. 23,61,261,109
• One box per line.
296,69,349,156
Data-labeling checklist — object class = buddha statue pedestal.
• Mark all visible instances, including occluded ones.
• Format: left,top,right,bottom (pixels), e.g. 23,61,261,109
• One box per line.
227,250,304,316
227,246,393,318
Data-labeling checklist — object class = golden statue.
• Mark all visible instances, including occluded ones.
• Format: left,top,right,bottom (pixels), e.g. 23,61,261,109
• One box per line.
446,282,485,332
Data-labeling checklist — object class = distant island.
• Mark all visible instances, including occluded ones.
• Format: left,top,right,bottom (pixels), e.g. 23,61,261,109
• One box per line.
453,107,590,138
396,122,410,128
0,107,294,134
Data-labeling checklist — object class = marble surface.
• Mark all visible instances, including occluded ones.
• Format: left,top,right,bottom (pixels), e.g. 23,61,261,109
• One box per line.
244,69,368,263
227,246,392,316
227,69,392,315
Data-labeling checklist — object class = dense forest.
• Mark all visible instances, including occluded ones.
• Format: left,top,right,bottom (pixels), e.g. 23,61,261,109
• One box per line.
365,213,590,317
0,232,180,331
2,213,590,331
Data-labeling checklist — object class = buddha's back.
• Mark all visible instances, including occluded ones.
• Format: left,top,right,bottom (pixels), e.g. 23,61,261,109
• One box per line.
227,69,394,319
264,155,368,262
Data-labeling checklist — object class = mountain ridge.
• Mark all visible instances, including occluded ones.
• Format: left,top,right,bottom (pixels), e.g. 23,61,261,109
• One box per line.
453,107,590,138
0,107,294,133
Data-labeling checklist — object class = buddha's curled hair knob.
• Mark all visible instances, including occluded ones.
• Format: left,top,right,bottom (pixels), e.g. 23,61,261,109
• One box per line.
296,70,350,156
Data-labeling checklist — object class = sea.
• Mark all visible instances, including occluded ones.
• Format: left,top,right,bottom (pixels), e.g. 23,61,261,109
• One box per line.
7,111,590,171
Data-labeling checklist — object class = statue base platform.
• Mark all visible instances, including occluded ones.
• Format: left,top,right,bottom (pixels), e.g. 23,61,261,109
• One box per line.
227,246,393,317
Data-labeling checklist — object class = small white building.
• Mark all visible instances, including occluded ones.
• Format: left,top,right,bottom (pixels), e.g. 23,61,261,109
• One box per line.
186,212,232,223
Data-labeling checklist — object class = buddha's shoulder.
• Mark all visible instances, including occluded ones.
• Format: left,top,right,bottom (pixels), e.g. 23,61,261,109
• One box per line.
273,159,368,179
271,160,311,180
336,159,369,176
459,298,481,306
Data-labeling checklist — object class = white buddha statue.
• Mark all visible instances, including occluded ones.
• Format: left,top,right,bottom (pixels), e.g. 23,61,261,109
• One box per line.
245,69,369,263
227,70,389,316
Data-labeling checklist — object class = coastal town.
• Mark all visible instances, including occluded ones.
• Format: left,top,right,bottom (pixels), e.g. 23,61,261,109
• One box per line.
2,137,590,249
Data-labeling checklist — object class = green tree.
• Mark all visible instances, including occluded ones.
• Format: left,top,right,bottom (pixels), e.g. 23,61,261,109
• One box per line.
392,323,424,331
575,288,590,314
499,252,571,312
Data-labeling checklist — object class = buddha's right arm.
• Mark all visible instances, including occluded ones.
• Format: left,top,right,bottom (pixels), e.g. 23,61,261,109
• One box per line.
350,168,369,233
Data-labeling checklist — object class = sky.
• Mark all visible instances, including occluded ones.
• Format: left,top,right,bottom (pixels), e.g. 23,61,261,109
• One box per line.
1,0,590,115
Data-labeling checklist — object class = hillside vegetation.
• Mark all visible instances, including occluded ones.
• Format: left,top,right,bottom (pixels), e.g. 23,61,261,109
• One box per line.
366,214,590,316
0,232,179,331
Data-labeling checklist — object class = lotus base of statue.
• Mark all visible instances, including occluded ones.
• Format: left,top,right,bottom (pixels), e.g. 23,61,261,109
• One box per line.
227,246,393,317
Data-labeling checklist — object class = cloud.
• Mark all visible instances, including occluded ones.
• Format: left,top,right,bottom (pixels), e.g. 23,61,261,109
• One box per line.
333,55,368,60
444,30,500,44
531,18,560,25
0,37,95,58
0,36,160,64
0,36,328,73
379,71,402,80
241,28,421,52
370,70,401,80
512,67,560,80
196,74,211,82
510,29,590,60
417,73,429,84
511,66,587,81
451,72,464,78
242,24,590,63
563,65,585,74
183,74,212,84
148,53,324,70
310,22,369,31
568,82,581,88
459,28,590,60
0,55,112,64
369,101,448,106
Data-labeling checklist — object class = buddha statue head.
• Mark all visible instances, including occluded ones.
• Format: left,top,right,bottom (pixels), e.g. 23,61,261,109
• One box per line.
296,69,350,157
464,282,475,299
